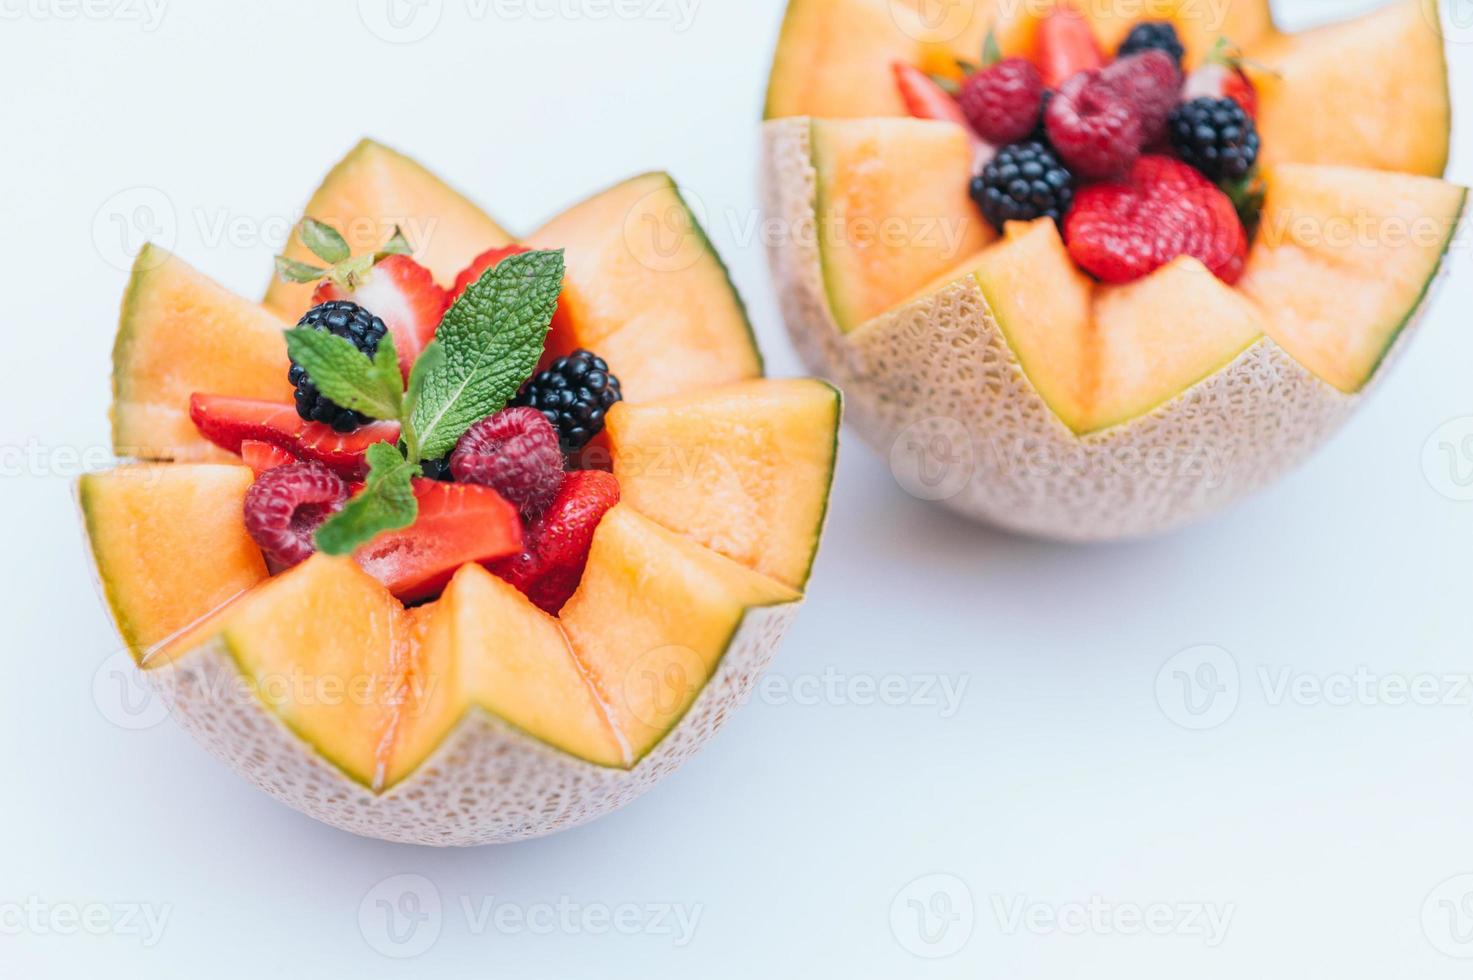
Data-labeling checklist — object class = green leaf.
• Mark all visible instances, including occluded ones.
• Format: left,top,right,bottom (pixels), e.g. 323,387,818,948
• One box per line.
408,249,564,461
981,28,1001,67
377,226,413,258
401,340,446,463
930,72,962,96
283,327,404,421
275,256,327,284
300,218,351,265
314,443,420,556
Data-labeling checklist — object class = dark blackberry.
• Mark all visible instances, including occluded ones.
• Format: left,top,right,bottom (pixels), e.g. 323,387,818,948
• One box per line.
288,301,389,433
511,349,623,451
970,140,1075,233
420,456,454,482
1168,96,1260,183
1117,21,1185,66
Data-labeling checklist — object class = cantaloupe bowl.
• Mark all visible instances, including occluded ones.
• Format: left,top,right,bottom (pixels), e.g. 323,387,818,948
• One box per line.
81,140,841,845
762,0,1465,540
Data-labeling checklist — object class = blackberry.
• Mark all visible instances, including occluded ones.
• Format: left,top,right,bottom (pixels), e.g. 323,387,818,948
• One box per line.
970,140,1075,233
1168,96,1260,183
511,349,623,451
1117,21,1185,66
289,301,389,433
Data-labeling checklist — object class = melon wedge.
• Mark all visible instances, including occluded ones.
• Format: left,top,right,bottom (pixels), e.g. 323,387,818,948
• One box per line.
524,173,763,402
560,505,799,761
81,464,269,657
811,118,993,333
264,139,515,319
113,247,291,461
1250,0,1450,177
606,379,840,590
1083,0,1273,66
1240,163,1468,393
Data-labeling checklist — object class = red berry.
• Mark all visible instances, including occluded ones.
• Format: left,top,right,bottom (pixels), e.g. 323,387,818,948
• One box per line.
190,394,400,479
1035,6,1103,89
312,255,448,380
1100,50,1182,147
1064,155,1248,285
1185,62,1258,120
489,470,620,615
957,58,1045,146
240,439,299,476
891,60,972,130
243,462,349,569
1045,70,1144,180
449,407,565,518
451,244,530,303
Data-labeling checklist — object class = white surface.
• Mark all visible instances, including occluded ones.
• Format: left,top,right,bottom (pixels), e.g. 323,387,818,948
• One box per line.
3,1,1473,976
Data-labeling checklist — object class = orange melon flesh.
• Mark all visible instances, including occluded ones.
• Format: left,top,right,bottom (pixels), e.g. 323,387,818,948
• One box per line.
764,0,918,119
1250,0,1450,177
525,173,763,403
1239,163,1468,393
606,379,840,591
811,118,994,333
1086,258,1264,433
80,464,270,659
264,139,516,320
1083,0,1274,67
113,247,292,461
560,505,799,762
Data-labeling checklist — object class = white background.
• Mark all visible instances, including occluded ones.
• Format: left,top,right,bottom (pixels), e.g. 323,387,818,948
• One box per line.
3,0,1473,976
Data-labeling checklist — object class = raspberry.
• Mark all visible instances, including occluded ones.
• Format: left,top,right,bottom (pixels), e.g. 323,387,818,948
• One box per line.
449,407,565,518
243,462,349,568
1169,96,1260,183
957,58,1045,146
512,349,623,450
970,141,1076,232
289,301,388,432
489,470,621,614
1045,70,1144,180
1117,21,1186,67
1100,50,1182,147
1064,155,1248,285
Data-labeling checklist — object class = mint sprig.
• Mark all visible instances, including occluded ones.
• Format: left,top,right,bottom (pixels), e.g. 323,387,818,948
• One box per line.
285,246,567,555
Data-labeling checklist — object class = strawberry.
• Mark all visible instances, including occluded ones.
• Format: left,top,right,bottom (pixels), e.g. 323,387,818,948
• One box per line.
240,440,299,476
312,254,448,380
189,394,400,478
1035,6,1103,89
489,470,620,614
893,60,972,129
1185,61,1258,120
1064,155,1248,285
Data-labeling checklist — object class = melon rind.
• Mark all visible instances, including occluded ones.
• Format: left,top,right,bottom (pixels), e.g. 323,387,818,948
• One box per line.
143,601,797,846
761,117,1459,540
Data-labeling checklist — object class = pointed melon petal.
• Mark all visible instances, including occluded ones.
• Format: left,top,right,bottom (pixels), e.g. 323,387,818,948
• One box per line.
765,0,918,119
607,378,840,591
1240,163,1467,392
560,505,799,761
113,247,292,460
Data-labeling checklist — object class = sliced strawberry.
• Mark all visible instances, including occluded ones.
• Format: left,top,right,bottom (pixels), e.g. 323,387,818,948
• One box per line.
189,394,400,478
312,254,448,380
893,61,970,128
1036,6,1103,89
355,480,523,603
240,440,299,476
489,470,620,615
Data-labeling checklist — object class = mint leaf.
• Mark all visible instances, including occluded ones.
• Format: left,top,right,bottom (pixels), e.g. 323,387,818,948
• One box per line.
301,218,351,265
275,256,326,284
401,340,446,463
408,249,564,460
284,327,404,422
314,443,420,556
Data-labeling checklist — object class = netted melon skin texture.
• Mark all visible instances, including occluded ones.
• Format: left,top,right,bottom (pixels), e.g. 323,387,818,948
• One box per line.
147,603,797,847
761,118,1448,541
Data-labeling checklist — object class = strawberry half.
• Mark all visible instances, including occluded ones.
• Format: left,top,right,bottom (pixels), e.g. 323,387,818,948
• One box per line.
1035,6,1103,89
489,469,620,614
240,439,300,476
312,254,448,380
190,394,400,478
